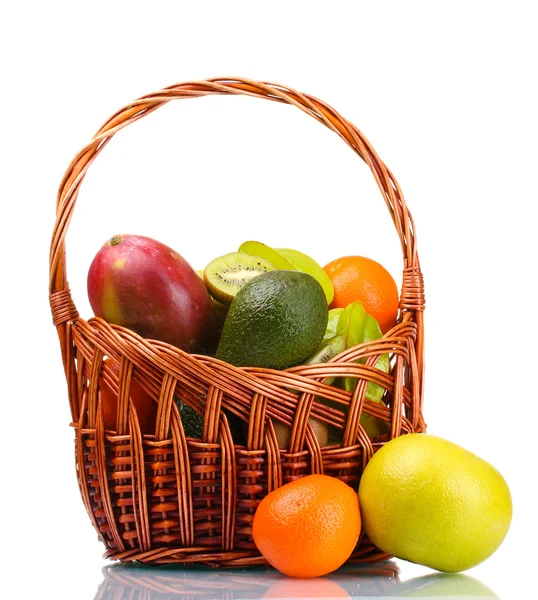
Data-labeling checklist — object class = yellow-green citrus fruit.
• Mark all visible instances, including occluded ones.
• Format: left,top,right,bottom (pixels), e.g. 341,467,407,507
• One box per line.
358,433,512,573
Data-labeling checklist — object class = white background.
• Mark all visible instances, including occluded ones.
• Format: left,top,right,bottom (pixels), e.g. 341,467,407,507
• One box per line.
1,2,536,598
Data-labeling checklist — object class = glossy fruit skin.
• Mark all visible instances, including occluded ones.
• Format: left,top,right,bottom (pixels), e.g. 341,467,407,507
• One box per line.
335,300,389,403
238,240,296,271
276,247,335,304
252,474,361,578
323,255,399,334
216,271,328,370
99,358,157,434
358,433,512,573
88,235,216,353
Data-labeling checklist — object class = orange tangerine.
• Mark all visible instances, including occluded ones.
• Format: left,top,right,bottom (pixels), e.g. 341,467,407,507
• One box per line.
323,255,399,334
252,474,361,578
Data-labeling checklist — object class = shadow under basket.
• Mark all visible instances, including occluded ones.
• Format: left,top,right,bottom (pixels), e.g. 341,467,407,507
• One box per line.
49,77,426,566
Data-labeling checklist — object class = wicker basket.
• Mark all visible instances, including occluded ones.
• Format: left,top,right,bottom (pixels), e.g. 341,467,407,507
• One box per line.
49,77,426,566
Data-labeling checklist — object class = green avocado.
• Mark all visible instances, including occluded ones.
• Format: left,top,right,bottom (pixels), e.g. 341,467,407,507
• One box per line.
216,270,328,370
175,399,204,438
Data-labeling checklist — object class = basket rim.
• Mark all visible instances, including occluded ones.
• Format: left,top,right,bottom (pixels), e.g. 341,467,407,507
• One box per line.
49,77,424,311
48,76,426,439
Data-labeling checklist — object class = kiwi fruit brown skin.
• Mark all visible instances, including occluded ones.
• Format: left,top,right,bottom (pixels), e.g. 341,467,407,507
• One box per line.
272,417,329,448
241,416,329,448
203,251,276,305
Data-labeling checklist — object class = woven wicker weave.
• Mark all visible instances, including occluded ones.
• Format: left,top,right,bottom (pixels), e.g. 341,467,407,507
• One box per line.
49,77,426,566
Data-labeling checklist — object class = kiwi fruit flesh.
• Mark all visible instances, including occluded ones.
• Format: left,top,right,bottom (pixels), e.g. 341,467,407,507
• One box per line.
305,335,346,364
204,251,276,305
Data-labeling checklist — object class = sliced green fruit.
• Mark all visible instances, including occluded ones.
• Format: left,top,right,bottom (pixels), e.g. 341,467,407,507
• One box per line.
306,334,346,389
238,241,297,271
337,301,368,348
276,248,335,304
305,335,346,364
239,242,334,304
360,402,391,438
319,304,388,438
336,301,390,404
324,308,344,341
204,251,275,305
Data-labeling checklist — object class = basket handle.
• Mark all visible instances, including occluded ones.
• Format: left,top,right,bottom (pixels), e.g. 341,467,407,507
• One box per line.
49,77,424,338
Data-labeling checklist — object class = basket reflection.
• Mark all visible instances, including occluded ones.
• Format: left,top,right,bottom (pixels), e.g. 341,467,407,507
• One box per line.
95,561,401,599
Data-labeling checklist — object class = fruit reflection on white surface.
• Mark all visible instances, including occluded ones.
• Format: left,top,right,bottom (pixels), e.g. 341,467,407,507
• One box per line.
95,562,499,599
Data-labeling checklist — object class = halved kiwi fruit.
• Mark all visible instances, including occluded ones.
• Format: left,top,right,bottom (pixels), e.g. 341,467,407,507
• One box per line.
203,251,276,305
305,334,346,364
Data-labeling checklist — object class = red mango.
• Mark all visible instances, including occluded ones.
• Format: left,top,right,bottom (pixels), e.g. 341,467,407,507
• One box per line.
87,234,216,353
